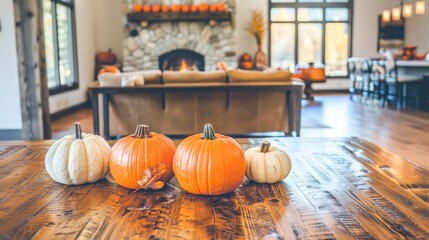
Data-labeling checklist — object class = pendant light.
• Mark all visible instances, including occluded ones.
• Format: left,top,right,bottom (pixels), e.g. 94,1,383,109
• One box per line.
416,0,426,15
403,2,413,17
392,6,402,21
382,9,391,22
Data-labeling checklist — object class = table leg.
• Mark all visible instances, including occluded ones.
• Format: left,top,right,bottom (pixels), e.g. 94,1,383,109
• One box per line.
295,87,302,137
286,91,293,136
303,80,315,101
91,91,99,135
103,93,110,139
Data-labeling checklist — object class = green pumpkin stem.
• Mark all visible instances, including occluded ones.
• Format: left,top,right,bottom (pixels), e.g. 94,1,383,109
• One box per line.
134,125,152,138
74,122,82,139
203,124,216,140
260,141,271,153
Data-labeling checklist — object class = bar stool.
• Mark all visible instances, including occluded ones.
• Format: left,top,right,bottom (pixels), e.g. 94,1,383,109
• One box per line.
383,59,421,109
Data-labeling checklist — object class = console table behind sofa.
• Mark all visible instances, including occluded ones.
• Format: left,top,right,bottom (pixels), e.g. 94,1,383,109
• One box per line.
89,81,303,139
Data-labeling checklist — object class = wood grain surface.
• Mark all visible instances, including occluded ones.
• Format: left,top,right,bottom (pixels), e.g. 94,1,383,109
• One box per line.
0,138,428,239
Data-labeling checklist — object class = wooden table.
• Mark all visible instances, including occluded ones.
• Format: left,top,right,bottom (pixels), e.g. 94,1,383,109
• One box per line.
1,138,428,239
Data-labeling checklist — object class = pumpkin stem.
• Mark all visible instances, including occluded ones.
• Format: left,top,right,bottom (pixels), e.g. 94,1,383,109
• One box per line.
134,125,152,138
203,123,216,140
260,141,271,153
74,122,82,139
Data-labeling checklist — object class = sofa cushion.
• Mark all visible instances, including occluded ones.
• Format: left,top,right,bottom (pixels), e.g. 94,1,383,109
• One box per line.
98,70,162,86
162,70,227,83
227,69,292,83
139,70,162,84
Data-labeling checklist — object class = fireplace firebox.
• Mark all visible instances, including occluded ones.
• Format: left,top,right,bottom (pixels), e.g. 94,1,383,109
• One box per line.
159,50,205,72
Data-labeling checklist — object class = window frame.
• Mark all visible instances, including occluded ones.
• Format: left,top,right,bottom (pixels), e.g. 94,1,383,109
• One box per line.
268,0,354,78
43,0,79,95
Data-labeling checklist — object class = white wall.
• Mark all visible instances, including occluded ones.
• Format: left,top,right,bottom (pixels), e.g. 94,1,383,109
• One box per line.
0,0,22,129
94,0,124,64
405,4,429,52
49,0,96,113
236,0,269,58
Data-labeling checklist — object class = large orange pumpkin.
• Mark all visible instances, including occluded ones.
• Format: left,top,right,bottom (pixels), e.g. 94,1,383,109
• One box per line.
152,4,161,13
191,4,198,12
143,4,151,13
173,124,245,196
162,5,170,13
110,125,176,190
98,66,120,74
171,4,181,12
198,3,209,12
182,4,190,13
133,4,142,13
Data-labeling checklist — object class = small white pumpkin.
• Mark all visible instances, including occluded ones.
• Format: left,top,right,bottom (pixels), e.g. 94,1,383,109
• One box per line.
45,122,111,185
245,141,292,184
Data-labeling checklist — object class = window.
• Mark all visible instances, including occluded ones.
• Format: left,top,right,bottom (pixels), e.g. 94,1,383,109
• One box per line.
269,0,353,77
43,0,78,94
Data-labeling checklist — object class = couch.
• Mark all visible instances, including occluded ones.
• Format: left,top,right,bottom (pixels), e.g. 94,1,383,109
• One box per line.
93,69,303,138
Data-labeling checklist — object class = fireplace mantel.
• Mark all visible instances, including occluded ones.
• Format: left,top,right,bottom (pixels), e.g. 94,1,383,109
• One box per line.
127,12,232,24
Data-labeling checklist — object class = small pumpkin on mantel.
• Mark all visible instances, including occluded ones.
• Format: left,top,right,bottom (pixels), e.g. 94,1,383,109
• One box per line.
45,122,111,185
191,4,198,12
109,125,176,190
143,4,151,13
198,3,209,12
162,5,171,13
171,4,181,12
244,141,292,184
182,4,190,13
152,4,161,13
173,124,245,196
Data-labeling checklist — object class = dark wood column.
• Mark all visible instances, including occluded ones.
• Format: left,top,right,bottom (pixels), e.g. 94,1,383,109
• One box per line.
14,0,51,140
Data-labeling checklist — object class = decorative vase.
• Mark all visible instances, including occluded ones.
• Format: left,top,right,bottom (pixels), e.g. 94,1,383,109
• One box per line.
254,45,267,70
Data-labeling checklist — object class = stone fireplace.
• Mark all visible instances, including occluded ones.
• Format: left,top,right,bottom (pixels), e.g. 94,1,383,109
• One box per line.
159,49,204,71
122,0,237,72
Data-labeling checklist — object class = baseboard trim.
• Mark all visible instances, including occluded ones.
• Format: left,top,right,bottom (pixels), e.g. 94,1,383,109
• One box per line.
313,89,349,94
51,101,91,121
0,129,22,140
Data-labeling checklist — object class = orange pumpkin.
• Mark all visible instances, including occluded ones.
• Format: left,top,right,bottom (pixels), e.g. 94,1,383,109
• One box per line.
152,4,161,13
198,3,209,12
171,4,181,12
162,5,170,13
173,124,245,196
191,4,198,12
218,3,227,12
241,53,252,62
182,4,190,13
240,61,253,70
133,4,142,13
110,125,176,190
143,4,151,13
98,66,120,74
209,4,217,12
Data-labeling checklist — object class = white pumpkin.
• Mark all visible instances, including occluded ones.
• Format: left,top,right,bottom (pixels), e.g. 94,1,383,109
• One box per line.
244,141,292,184
45,122,111,185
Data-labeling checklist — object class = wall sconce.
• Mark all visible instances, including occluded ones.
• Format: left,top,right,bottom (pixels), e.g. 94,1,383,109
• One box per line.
392,6,402,21
382,9,391,22
416,0,426,15
403,2,413,17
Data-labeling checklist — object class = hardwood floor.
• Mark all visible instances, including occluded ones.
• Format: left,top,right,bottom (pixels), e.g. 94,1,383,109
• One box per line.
51,94,429,170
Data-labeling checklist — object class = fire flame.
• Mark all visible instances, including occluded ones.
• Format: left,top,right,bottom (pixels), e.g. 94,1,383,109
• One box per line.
179,59,188,72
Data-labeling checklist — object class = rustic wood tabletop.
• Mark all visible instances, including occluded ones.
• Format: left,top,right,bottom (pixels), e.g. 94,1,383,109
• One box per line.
0,137,428,239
